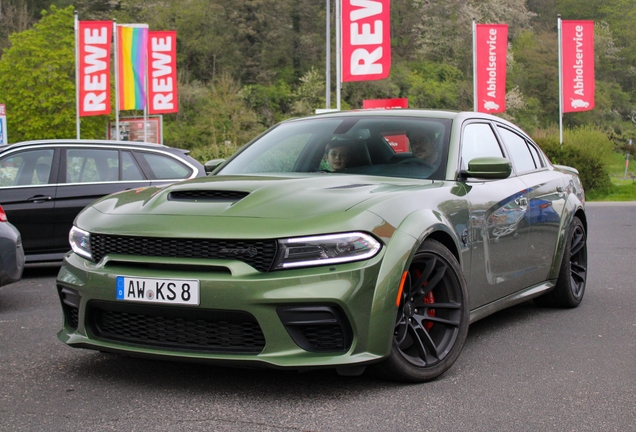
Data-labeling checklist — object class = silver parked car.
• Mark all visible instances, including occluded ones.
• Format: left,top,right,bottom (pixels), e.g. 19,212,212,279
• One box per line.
0,204,24,287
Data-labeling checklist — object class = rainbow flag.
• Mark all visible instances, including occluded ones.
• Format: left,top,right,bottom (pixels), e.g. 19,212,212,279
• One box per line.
117,25,148,110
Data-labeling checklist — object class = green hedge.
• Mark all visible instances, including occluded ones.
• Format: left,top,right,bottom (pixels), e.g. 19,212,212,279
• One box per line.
534,125,613,194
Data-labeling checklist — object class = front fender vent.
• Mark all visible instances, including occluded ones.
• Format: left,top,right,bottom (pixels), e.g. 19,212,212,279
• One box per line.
168,190,249,202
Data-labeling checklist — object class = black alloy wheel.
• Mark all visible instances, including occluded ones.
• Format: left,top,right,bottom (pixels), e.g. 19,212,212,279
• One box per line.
535,216,587,308
566,219,588,299
374,239,469,382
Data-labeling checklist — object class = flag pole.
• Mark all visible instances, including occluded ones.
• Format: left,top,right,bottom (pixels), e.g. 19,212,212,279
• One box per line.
472,18,477,112
558,15,563,144
143,29,148,142
144,68,148,143
336,0,341,111
325,0,331,109
74,11,80,139
114,20,120,140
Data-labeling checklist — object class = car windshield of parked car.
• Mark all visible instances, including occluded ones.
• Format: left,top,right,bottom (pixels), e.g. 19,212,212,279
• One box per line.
217,116,452,180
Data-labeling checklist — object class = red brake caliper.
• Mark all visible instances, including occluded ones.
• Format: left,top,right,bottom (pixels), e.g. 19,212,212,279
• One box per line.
416,271,435,331
423,284,435,331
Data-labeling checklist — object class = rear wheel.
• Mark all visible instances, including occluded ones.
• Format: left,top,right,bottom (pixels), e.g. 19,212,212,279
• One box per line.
535,216,587,308
373,239,469,383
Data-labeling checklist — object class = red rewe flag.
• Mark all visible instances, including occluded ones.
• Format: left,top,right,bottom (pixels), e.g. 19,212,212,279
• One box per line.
342,0,391,82
78,21,112,116
561,20,594,113
475,24,508,113
148,31,178,114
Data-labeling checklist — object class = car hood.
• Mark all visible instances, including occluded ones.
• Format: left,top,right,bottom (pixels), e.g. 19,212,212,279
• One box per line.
92,174,435,218
80,174,445,239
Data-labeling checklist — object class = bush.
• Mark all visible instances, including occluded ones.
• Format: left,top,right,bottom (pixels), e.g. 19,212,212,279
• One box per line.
189,143,242,164
534,125,613,194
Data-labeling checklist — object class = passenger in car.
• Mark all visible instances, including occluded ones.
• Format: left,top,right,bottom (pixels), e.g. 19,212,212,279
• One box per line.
408,129,439,167
35,162,51,184
324,141,351,171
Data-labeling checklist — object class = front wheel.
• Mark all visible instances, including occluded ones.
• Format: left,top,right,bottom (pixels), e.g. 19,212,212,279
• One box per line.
372,239,469,383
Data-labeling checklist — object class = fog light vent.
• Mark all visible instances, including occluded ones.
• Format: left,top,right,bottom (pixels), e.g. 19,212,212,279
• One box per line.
277,305,352,352
58,286,80,329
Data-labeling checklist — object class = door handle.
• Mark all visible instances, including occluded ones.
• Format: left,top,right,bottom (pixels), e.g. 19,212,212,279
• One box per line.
27,195,52,203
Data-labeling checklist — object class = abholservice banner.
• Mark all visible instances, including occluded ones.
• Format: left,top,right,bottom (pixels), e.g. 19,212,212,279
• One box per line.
561,20,595,113
475,24,508,114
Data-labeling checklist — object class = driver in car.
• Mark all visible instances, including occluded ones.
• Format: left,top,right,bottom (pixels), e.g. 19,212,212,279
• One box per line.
408,129,439,167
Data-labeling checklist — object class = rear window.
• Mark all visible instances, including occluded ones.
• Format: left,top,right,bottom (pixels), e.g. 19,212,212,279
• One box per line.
136,151,192,180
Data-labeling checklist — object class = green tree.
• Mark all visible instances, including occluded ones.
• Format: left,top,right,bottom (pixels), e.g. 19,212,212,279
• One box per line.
0,5,105,142
0,2,34,55
509,29,560,128
164,73,263,152
290,68,326,116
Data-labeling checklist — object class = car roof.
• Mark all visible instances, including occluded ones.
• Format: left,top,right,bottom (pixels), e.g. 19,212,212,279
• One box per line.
0,139,188,154
284,109,526,139
293,108,518,126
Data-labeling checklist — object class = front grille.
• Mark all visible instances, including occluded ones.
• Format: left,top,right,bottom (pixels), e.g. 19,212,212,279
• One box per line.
91,235,278,272
87,301,266,354
168,190,249,201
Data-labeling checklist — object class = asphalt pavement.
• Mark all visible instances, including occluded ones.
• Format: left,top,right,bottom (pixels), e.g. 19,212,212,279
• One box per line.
0,201,634,431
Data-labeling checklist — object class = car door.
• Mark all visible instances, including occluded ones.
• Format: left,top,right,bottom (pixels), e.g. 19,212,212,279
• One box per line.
460,121,533,308
496,126,566,285
53,146,151,252
0,147,59,256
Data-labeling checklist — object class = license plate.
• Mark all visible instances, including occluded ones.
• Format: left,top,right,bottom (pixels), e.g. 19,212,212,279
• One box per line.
116,276,200,305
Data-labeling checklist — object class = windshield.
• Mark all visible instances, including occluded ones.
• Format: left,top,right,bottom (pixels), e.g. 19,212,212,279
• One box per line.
218,116,452,180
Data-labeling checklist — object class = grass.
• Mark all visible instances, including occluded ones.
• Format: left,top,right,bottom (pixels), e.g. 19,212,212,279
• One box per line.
587,151,636,201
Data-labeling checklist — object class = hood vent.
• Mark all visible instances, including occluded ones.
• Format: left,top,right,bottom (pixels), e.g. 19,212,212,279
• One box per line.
168,190,249,202
327,184,373,190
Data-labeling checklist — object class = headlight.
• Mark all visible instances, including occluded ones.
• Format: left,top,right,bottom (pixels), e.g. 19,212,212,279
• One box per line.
274,232,381,269
69,226,92,260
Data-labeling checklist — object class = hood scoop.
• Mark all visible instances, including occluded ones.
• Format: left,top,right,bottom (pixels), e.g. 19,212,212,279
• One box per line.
168,190,250,202
327,183,374,190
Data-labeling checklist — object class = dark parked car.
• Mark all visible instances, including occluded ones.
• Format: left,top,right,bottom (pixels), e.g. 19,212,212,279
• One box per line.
0,140,206,263
0,204,24,287
57,110,587,382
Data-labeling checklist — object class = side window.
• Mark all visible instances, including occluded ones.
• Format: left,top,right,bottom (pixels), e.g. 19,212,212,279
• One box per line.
122,151,145,180
497,127,536,173
527,142,545,168
136,151,192,180
0,149,54,186
66,149,119,183
461,123,503,170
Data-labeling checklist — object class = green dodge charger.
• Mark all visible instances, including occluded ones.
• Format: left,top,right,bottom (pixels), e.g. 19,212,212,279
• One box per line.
57,110,587,382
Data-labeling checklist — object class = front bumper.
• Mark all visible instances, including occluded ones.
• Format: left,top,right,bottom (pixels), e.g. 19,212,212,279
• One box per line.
56,249,401,369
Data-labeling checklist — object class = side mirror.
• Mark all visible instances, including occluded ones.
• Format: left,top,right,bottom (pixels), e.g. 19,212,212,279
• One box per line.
204,159,226,175
463,157,512,179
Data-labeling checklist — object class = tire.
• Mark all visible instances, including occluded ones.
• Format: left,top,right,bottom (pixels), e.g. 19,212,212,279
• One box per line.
534,216,587,308
372,239,469,383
